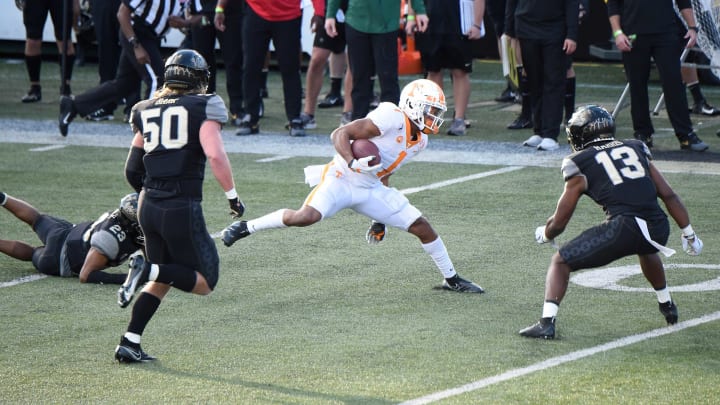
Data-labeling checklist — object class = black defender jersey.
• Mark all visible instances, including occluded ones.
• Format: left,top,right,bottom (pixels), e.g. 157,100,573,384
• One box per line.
131,93,228,198
560,139,666,221
62,209,144,275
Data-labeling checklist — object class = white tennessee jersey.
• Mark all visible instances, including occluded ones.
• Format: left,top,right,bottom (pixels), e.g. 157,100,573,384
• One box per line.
331,102,428,187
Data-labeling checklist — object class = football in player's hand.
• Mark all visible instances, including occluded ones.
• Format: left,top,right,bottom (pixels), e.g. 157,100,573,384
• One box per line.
351,139,381,166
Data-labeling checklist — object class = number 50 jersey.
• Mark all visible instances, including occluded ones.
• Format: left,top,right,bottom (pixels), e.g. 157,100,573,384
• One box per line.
560,139,666,221
130,93,228,199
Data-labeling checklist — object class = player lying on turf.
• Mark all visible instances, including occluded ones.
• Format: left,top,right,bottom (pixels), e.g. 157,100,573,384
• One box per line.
520,105,704,339
0,191,147,288
221,79,484,293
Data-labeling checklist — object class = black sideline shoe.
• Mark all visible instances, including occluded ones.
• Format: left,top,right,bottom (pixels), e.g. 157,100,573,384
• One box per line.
117,254,149,308
691,101,720,116
507,116,532,130
115,337,156,363
318,93,343,108
442,275,484,293
659,301,678,325
85,107,114,121
222,221,250,247
519,317,556,339
21,86,42,103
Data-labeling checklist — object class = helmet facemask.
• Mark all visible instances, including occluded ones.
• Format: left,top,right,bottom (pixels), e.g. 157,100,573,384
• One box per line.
400,79,447,134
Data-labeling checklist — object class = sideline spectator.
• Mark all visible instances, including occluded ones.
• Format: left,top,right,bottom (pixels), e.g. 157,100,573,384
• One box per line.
325,0,429,120
300,0,349,130
236,0,304,136
19,0,80,102
58,0,187,137
416,0,485,136
607,0,708,151
192,0,245,125
506,0,579,151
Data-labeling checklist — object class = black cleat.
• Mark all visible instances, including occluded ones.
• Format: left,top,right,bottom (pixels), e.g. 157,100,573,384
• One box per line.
117,254,149,308
441,275,484,293
494,86,516,103
659,301,678,325
85,107,114,121
58,95,77,137
221,221,251,247
115,337,156,363
691,101,720,116
318,93,343,108
21,85,42,103
507,116,532,130
519,317,556,339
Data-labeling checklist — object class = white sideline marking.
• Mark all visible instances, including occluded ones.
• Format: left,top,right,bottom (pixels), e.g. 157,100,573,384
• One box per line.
29,144,67,152
398,311,720,405
400,166,524,195
257,155,292,162
0,274,47,288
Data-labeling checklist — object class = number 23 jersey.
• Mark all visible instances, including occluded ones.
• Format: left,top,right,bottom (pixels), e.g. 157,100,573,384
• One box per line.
560,139,666,221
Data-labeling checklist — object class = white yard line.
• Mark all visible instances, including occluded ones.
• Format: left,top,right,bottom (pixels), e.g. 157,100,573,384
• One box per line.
399,311,720,405
400,166,524,195
29,144,67,152
0,273,47,288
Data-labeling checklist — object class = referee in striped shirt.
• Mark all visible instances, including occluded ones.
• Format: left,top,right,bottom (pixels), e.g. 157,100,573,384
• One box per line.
59,0,188,136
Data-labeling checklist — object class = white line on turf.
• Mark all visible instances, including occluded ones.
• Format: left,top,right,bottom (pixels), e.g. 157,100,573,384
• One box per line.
399,166,524,195
29,144,67,152
398,310,720,405
0,273,47,288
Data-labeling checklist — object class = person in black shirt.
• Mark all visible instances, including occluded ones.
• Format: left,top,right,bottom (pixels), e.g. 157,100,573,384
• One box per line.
607,0,708,151
519,105,704,339
0,191,144,284
58,0,187,136
505,0,579,151
114,49,245,363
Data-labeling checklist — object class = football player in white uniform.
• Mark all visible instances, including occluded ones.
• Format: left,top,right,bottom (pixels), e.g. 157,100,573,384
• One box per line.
222,79,484,293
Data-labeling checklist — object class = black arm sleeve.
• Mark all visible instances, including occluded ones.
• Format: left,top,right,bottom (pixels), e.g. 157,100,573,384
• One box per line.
125,146,145,193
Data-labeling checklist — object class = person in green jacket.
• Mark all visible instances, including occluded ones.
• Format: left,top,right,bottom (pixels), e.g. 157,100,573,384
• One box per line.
324,0,428,120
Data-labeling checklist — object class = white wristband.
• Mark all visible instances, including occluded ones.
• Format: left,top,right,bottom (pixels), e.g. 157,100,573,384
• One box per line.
225,188,238,199
681,224,694,237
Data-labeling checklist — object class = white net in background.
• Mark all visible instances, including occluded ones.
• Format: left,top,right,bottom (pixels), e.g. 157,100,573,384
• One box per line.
676,0,720,77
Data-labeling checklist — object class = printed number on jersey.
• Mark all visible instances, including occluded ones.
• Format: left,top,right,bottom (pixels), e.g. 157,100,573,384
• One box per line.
141,106,189,151
594,146,645,185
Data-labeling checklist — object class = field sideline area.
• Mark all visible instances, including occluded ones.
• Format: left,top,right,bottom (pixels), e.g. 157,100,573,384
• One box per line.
1,59,719,403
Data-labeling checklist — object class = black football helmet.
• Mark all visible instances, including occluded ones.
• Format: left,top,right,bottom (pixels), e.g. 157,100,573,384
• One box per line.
566,105,615,151
163,49,210,93
119,193,139,223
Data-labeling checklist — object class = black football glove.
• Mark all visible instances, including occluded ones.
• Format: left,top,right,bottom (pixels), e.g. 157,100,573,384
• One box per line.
229,198,245,218
366,221,386,244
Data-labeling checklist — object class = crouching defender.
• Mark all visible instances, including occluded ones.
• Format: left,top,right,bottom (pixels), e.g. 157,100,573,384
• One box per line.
520,105,703,339
222,79,484,294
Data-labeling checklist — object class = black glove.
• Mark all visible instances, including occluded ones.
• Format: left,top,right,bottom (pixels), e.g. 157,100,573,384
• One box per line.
229,198,245,218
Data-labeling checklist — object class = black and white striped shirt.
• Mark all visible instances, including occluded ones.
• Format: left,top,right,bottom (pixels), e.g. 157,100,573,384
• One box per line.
124,0,184,38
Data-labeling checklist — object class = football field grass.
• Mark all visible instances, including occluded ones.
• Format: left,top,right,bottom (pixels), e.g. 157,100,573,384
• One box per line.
1,140,719,403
